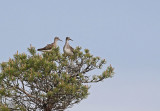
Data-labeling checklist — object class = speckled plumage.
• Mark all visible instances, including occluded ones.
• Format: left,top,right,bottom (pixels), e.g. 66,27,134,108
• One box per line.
37,37,62,52
63,37,74,56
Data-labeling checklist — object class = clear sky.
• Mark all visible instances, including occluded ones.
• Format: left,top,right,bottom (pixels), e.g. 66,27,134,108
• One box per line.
0,0,160,111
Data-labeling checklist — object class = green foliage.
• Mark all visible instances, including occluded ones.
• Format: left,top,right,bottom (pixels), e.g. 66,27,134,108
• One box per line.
0,105,10,111
0,46,114,111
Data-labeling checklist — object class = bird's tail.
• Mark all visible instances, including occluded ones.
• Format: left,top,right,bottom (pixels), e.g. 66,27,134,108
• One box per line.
37,48,43,51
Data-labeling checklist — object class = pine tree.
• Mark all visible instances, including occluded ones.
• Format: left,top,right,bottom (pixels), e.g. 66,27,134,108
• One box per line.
0,46,114,111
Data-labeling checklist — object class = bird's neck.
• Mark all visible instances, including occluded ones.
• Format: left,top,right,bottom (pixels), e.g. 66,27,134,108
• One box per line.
66,40,69,44
53,40,57,47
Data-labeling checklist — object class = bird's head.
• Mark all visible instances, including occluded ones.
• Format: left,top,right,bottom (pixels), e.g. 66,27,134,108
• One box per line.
66,37,73,41
54,37,62,42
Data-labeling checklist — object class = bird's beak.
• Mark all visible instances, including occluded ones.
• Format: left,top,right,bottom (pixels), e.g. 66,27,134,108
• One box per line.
70,39,73,41
59,39,63,41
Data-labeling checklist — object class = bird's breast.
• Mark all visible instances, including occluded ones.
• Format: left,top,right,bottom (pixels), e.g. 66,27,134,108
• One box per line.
64,47,73,55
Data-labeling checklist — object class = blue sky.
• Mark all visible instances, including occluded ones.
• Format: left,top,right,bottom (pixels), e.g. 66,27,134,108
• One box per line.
0,0,160,111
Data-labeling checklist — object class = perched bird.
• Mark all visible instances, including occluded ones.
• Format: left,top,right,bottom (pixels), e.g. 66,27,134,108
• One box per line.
37,37,62,52
63,37,74,56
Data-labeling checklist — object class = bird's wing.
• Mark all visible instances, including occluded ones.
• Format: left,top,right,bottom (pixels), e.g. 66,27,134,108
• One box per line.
38,43,53,51
69,45,74,52
44,43,53,49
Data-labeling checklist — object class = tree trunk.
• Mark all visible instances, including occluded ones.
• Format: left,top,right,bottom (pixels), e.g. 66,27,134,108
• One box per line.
44,107,51,111
43,103,52,111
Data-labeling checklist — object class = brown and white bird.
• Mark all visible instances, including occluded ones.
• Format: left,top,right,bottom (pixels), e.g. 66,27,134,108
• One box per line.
63,37,74,56
37,37,62,52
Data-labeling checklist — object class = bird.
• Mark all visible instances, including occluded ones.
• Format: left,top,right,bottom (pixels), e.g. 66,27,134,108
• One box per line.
63,37,74,56
37,37,62,52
